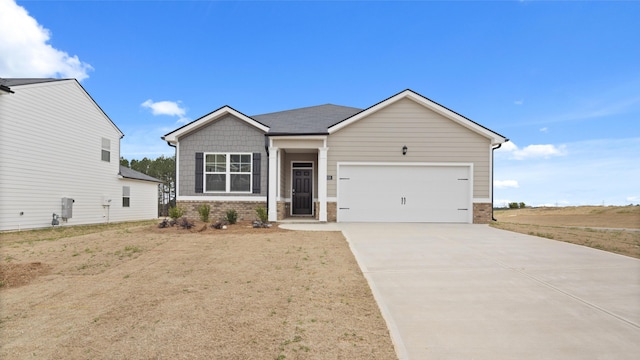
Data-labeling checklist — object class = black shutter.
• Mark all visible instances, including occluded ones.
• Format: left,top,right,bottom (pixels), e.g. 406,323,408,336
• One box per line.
252,152,261,194
195,152,203,193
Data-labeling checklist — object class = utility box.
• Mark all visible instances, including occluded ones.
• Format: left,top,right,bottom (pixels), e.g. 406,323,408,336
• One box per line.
61,197,74,219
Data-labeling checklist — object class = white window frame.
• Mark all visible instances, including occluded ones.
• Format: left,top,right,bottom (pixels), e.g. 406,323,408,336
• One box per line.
101,138,111,162
204,152,252,193
122,186,130,208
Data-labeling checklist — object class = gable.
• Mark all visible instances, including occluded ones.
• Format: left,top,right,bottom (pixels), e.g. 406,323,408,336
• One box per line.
1,79,123,137
163,106,269,144
329,89,507,145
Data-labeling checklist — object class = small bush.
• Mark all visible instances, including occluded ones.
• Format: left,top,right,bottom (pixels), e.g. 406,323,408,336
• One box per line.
198,204,211,222
225,209,238,224
256,206,268,223
168,206,185,220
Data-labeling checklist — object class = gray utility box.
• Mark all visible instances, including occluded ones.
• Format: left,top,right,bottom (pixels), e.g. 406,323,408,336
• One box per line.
61,198,74,219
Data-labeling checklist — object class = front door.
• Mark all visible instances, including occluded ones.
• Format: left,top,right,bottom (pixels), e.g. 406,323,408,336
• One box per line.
292,167,313,215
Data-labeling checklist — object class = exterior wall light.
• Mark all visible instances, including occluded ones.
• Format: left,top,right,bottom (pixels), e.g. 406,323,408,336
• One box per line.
402,145,408,155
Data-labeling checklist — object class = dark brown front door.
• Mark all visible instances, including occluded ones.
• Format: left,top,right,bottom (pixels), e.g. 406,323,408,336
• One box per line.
292,168,312,215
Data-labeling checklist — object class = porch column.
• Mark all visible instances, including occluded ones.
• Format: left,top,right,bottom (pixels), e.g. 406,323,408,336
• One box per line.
268,146,279,222
318,147,328,222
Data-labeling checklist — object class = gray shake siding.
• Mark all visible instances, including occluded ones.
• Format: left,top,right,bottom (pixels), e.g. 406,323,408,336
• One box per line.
178,114,267,196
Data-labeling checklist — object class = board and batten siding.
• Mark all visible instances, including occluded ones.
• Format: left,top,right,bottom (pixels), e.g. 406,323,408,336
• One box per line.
326,97,492,199
177,114,267,197
0,80,158,231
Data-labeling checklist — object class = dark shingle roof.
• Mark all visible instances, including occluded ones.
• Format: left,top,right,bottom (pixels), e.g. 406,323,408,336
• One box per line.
119,166,162,183
252,104,362,134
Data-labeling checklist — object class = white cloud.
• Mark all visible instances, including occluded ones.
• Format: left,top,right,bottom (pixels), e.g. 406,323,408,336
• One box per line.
540,127,548,133
514,99,524,105
496,141,567,160
494,180,519,189
494,138,640,207
141,99,189,123
0,0,93,80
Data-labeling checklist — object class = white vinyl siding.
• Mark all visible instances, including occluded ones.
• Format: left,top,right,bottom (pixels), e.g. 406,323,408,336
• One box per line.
0,80,158,231
327,97,492,199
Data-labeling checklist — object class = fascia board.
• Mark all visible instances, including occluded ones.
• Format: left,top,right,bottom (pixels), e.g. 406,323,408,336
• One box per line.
268,135,328,141
163,106,270,143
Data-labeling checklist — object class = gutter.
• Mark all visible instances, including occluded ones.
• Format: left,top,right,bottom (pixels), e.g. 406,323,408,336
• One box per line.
491,141,506,221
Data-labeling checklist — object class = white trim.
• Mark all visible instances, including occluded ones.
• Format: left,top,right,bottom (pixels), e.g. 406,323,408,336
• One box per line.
163,106,269,143
328,90,507,145
473,198,492,203
203,152,253,194
269,135,328,141
318,147,328,222
268,147,279,221
177,196,267,202
336,162,473,223
290,161,314,217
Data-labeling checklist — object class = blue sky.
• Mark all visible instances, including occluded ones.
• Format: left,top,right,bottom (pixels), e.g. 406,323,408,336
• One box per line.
2,0,639,207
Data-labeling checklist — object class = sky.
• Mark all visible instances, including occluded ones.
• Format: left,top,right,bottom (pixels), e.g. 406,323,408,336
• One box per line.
1,0,639,207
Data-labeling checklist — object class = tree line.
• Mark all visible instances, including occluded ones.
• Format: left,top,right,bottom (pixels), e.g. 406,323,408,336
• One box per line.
120,155,175,216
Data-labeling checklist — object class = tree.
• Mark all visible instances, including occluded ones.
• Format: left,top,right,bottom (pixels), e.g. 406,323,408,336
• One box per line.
121,155,176,216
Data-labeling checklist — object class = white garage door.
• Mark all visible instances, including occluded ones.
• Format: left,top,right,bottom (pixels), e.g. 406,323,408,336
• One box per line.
337,164,472,223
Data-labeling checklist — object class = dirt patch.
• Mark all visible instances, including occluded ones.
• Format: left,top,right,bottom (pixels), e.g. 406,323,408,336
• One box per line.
0,262,52,289
492,206,640,259
0,222,397,359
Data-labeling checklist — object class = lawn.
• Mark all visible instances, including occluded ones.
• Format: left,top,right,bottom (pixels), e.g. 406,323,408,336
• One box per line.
0,221,397,359
492,206,640,259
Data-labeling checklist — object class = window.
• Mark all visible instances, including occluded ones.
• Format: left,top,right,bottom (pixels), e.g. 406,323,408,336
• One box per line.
101,138,111,162
122,186,130,207
204,153,252,193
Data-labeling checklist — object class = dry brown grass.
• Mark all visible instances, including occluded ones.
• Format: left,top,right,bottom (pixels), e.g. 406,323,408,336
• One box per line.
492,206,640,259
0,221,397,359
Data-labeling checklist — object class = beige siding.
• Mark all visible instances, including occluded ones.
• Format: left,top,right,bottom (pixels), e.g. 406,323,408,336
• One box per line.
327,98,491,198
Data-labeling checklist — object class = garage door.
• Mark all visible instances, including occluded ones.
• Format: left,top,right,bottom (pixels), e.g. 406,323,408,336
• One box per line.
337,164,471,223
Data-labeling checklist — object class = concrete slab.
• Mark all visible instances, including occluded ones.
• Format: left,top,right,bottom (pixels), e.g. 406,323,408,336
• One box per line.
282,222,640,360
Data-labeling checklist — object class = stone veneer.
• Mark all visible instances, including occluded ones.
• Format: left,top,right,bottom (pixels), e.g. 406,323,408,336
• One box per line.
177,200,266,222
473,203,493,224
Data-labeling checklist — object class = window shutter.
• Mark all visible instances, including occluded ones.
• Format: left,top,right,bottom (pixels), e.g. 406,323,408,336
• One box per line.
195,152,203,193
252,152,261,194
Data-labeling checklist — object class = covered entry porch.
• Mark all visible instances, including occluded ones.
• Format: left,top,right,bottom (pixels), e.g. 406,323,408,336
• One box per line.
267,136,329,222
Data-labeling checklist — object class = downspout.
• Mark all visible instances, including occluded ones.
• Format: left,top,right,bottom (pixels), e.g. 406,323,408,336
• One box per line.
265,135,270,216
491,142,503,221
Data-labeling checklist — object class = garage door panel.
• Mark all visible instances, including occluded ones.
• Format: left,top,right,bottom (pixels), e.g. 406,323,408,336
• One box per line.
338,164,471,223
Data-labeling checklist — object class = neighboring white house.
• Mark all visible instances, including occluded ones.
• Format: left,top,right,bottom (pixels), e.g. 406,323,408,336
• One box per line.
0,78,161,231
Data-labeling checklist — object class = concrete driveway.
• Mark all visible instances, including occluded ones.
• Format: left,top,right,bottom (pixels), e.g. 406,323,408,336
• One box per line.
282,223,640,359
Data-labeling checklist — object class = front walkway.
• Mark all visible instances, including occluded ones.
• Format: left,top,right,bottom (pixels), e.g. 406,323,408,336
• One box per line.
280,223,640,360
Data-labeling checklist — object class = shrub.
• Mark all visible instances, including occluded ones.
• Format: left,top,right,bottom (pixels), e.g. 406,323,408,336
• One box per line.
256,206,268,223
198,204,211,222
225,209,238,224
168,206,185,220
